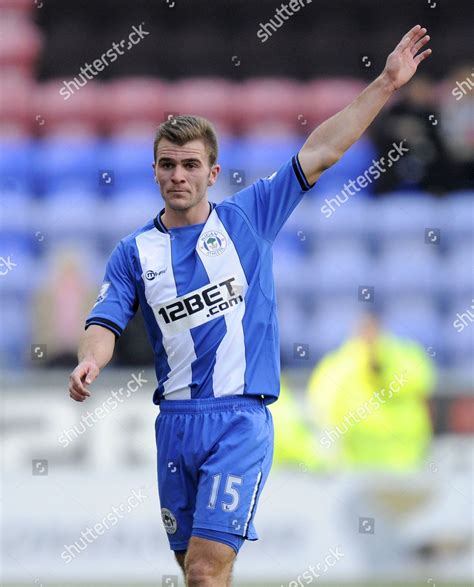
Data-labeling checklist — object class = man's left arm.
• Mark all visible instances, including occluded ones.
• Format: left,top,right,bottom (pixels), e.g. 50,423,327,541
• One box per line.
298,25,432,186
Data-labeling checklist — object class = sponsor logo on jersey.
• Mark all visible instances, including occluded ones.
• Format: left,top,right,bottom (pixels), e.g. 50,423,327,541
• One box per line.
145,268,167,281
93,281,110,306
198,231,227,257
161,507,178,534
154,275,245,336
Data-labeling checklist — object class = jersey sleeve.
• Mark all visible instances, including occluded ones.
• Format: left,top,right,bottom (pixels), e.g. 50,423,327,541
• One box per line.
226,152,315,242
85,241,138,338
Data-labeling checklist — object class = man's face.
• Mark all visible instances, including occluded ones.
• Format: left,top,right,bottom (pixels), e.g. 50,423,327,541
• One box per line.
153,138,220,211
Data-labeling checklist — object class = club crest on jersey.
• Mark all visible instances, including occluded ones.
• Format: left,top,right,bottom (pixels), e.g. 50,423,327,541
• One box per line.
198,231,227,257
161,507,178,534
93,282,110,306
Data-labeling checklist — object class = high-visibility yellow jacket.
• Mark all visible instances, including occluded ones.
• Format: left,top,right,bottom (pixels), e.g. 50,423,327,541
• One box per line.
307,335,435,470
270,375,322,471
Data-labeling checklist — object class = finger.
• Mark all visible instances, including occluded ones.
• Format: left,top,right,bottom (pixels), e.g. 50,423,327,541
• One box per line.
69,389,86,402
412,34,430,56
69,373,90,396
397,24,421,51
414,48,432,65
84,365,99,385
69,385,89,401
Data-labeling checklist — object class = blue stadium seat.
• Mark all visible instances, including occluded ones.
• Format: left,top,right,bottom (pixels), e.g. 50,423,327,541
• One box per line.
382,296,442,351
100,189,161,241
0,140,35,192
308,239,373,294
228,135,303,177
441,298,474,367
374,238,442,295
0,234,38,295
0,189,36,233
36,188,102,238
0,294,31,369
305,296,362,358
369,193,439,240
438,192,474,238
441,238,474,296
100,140,156,192
277,293,310,365
34,138,102,193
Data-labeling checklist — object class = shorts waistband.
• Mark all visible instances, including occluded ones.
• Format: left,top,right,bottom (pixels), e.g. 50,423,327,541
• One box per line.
158,395,265,414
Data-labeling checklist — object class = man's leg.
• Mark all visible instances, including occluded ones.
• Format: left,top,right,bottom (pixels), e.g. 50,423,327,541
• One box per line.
174,549,186,575
184,536,236,587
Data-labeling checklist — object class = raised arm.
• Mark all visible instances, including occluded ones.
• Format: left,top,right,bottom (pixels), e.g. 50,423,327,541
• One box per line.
68,325,116,402
298,25,432,185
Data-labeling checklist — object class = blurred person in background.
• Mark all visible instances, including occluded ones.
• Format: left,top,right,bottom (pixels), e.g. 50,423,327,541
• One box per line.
371,74,456,194
270,374,322,472
33,247,97,367
307,312,436,470
440,64,474,189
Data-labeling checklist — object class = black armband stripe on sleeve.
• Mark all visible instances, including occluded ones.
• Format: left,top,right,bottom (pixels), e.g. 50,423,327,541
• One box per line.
85,317,123,338
292,153,315,192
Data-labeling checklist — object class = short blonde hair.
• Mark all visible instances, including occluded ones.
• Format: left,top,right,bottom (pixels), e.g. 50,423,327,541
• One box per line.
153,115,218,167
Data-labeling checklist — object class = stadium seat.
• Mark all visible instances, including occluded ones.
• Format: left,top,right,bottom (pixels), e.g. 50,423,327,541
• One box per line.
0,293,31,369
233,78,304,134
442,297,474,365
0,234,38,295
0,189,35,233
0,15,42,73
438,192,474,238
100,139,155,191
161,77,235,134
102,78,167,134
308,239,373,294
382,296,442,351
99,189,162,241
300,78,366,127
0,139,35,191
369,193,439,239
304,296,362,359
33,138,102,192
0,74,34,135
277,294,310,365
36,187,102,239
441,239,474,296
374,238,442,296
34,80,102,136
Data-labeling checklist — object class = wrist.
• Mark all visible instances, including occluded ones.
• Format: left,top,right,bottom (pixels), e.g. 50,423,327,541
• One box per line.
377,72,397,95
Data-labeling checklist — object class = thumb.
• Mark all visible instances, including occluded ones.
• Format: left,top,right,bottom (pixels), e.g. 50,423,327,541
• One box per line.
85,363,99,385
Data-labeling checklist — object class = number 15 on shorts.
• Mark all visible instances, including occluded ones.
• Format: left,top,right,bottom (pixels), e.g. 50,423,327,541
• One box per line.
207,473,243,512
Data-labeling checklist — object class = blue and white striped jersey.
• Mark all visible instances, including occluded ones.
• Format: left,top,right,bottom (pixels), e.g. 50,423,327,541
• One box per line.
85,154,314,404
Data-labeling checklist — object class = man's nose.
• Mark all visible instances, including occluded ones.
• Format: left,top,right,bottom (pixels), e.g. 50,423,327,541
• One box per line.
171,165,186,182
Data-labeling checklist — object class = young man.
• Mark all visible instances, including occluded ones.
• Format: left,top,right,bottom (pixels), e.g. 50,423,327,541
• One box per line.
68,26,431,586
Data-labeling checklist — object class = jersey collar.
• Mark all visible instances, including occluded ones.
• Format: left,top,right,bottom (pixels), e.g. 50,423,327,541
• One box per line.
154,202,215,234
